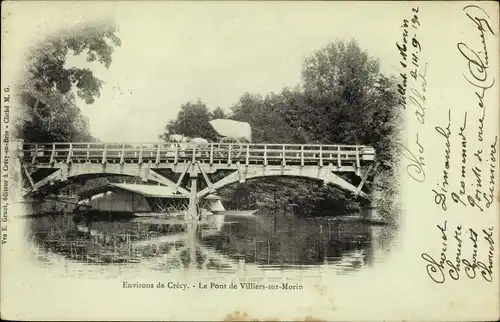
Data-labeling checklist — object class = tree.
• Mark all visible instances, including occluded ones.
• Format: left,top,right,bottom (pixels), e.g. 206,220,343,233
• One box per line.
210,106,227,120
230,92,299,143
301,39,399,169
16,18,121,142
159,100,220,141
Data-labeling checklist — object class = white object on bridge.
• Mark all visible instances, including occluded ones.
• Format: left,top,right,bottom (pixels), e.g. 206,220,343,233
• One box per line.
167,135,209,152
190,137,209,145
169,134,185,142
187,137,209,150
209,119,252,142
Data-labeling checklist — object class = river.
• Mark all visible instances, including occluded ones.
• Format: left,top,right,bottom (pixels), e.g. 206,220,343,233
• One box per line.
24,210,397,278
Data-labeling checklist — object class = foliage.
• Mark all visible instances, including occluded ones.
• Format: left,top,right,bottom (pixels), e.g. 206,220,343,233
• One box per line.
163,39,401,217
231,92,300,143
300,39,400,168
159,100,221,141
211,106,227,120
16,18,121,142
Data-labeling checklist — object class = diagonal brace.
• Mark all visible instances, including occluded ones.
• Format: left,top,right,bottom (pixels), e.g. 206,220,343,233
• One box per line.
197,170,239,199
22,169,63,196
356,164,375,194
197,162,215,193
148,169,190,196
174,161,191,194
23,164,37,191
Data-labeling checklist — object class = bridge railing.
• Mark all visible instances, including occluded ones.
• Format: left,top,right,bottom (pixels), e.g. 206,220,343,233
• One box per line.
21,142,375,167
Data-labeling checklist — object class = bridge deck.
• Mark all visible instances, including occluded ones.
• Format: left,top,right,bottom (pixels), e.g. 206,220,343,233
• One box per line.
21,142,375,168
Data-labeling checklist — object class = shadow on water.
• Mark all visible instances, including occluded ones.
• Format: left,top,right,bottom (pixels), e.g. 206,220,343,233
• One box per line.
26,210,395,275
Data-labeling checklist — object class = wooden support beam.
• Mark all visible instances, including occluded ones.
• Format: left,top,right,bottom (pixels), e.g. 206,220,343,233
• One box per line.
337,146,341,168
300,145,304,167
174,144,179,164
197,170,239,199
138,144,143,165
209,144,214,165
31,144,38,164
175,161,191,192
120,144,125,165
236,161,245,183
155,144,161,164
187,163,199,220
23,164,37,191
192,145,196,163
319,146,323,167
22,168,64,197
140,161,151,182
197,162,215,193
66,143,73,163
282,145,286,166
355,146,360,169
148,169,190,195
245,145,250,166
356,164,373,195
61,163,69,181
49,144,56,164
102,144,107,164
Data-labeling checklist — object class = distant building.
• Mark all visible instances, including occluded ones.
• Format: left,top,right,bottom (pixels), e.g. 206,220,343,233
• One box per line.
75,183,225,215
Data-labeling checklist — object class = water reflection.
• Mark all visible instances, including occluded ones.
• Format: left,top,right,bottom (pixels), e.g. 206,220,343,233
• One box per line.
26,212,393,275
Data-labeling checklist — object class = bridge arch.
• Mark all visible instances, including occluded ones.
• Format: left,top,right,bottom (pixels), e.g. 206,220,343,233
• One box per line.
23,163,190,196
197,165,369,199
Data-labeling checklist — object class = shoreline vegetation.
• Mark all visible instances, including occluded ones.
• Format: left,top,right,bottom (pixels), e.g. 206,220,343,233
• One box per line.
17,20,401,225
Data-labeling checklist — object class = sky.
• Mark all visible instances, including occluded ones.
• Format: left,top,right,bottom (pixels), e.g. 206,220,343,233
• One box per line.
6,2,404,142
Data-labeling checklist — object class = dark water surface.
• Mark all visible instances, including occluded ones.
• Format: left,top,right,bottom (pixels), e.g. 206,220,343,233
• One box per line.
26,211,396,276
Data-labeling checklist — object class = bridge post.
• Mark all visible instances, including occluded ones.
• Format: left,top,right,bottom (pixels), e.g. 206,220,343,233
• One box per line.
187,222,198,269
360,174,382,222
360,195,376,219
187,162,199,220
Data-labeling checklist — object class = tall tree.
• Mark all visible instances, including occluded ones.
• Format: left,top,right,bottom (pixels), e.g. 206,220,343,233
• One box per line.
210,106,227,120
230,92,298,143
16,18,121,142
159,100,220,141
301,39,399,169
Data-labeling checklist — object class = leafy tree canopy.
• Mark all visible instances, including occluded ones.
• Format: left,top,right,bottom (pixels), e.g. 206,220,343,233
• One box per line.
211,106,227,120
159,100,226,141
16,18,121,142
301,39,400,168
230,39,400,169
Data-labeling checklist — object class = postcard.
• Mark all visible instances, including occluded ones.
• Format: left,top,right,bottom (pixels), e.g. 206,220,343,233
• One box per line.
1,1,499,321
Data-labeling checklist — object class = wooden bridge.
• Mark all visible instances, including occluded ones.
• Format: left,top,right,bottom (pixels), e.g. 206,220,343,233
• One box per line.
18,141,376,218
